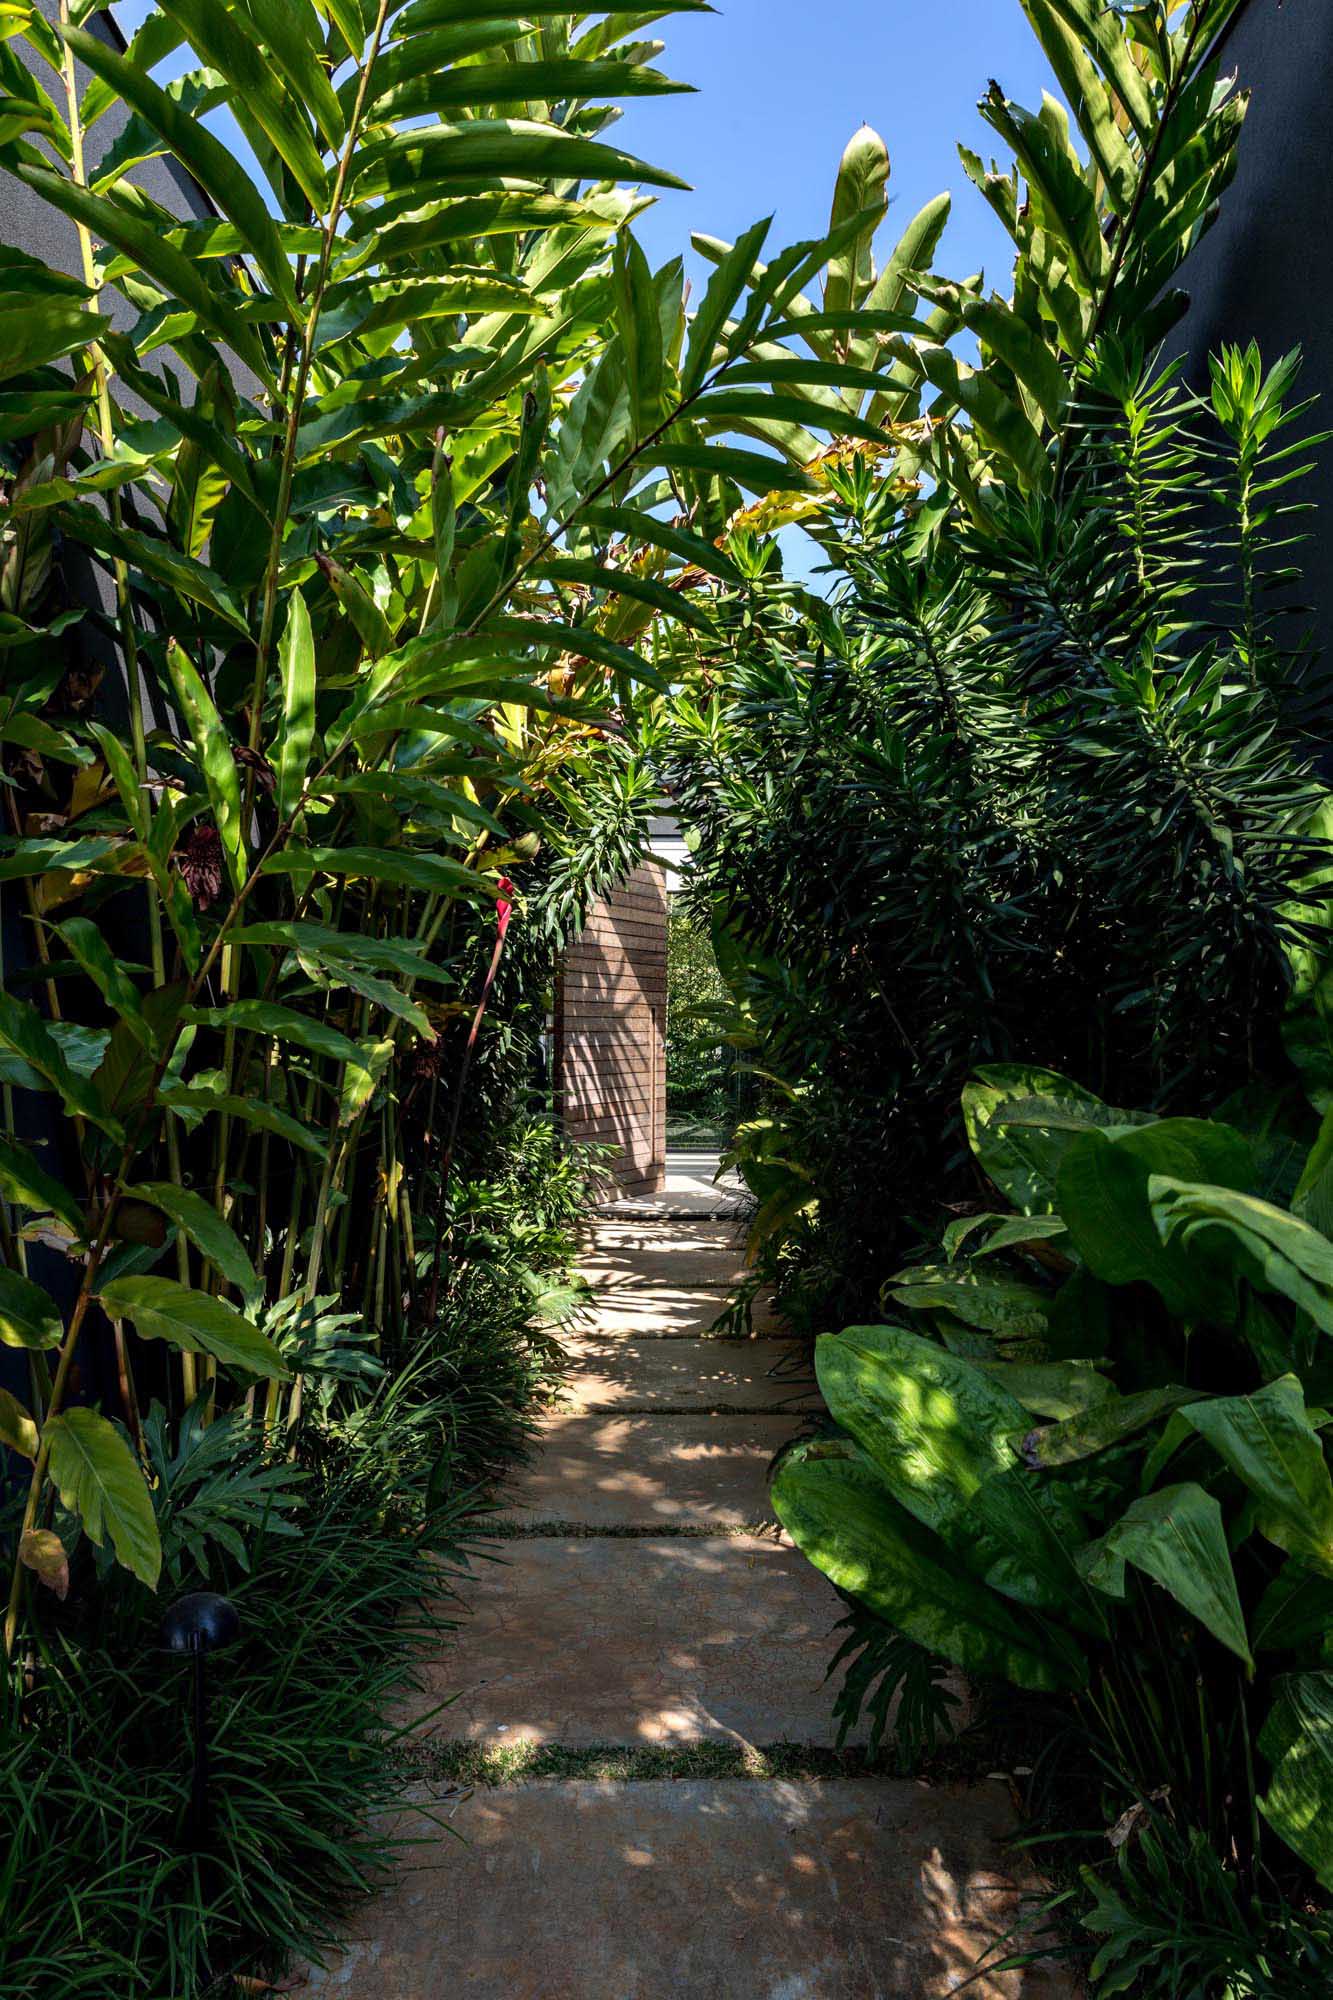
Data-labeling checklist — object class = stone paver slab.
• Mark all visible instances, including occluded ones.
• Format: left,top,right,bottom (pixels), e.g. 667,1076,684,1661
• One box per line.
304,1779,1074,1999
576,1288,784,1336
497,1413,797,1528
411,1536,851,1745
555,1334,817,1411
578,1242,752,1290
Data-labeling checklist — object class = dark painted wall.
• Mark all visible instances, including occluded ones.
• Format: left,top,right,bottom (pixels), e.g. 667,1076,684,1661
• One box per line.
1171,0,1333,678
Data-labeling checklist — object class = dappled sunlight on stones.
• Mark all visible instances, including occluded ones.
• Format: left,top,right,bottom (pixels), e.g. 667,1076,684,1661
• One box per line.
302,1781,1075,1999
554,1335,818,1412
404,1536,856,1747
496,1413,798,1529
330,1210,1069,1998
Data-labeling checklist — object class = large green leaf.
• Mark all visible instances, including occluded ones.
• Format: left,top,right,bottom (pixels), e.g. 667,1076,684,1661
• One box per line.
822,124,890,322
165,641,246,895
97,1275,287,1378
185,1001,369,1077
1084,1483,1253,1668
680,215,770,397
13,164,272,383
127,1182,260,1306
1150,1179,1333,1337
159,1086,326,1157
0,1133,86,1236
1023,1384,1204,1469
772,1436,1085,1693
46,1408,161,1588
350,118,690,200
1259,1672,1333,1889
0,1267,62,1351
962,1064,1109,1212
260,847,486,897
613,229,666,443
156,0,328,213
58,917,154,1050
275,589,315,822
887,1263,1049,1338
59,24,300,318
0,1386,38,1460
1057,1123,1254,1321
815,1324,1027,1535
0,988,123,1137
1181,1376,1333,1574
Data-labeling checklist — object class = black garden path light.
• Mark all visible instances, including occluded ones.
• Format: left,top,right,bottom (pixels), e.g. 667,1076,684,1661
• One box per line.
160,1590,240,1850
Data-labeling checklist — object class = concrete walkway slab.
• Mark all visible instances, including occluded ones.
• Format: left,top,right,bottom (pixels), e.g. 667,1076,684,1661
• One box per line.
410,1536,852,1745
587,1219,743,1252
555,1335,817,1412
305,1779,1074,2000
578,1241,752,1290
578,1285,769,1339
597,1147,747,1222
497,1413,797,1529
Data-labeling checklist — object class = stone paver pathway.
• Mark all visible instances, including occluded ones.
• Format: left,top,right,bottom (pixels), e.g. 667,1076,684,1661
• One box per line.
306,1174,1076,1998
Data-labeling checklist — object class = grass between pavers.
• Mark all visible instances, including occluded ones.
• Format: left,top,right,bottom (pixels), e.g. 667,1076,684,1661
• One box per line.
484,1517,783,1538
575,1402,817,1417
399,1735,1027,1790
403,1740,904,1784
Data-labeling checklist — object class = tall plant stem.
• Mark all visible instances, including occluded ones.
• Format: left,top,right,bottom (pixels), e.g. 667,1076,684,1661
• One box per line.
424,920,510,1321
243,0,393,798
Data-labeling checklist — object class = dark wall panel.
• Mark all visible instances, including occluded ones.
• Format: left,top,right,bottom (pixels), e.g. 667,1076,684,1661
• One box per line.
1171,0,1333,676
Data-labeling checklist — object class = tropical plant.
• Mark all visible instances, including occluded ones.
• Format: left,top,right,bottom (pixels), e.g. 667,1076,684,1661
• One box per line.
667,0,1329,1329
0,0,932,1648
773,1066,1333,1948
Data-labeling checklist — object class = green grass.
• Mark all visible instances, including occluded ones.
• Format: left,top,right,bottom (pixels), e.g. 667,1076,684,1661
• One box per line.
403,1739,897,1784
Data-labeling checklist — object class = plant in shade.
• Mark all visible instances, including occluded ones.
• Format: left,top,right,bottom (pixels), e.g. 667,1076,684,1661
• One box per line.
774,1064,1333,1980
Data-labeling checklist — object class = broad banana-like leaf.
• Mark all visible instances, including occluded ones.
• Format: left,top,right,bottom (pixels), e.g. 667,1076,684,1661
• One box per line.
822,125,890,322
772,1436,1086,1693
1056,1123,1254,1321
1150,1179,1333,1337
1181,1376,1333,1575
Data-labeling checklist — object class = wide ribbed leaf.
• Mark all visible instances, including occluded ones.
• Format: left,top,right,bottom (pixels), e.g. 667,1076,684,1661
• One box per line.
97,1276,287,1378
1084,1483,1253,1668
815,1325,1027,1535
1259,1672,1333,1889
772,1436,1086,1693
127,1183,260,1306
46,1408,161,1588
1181,1376,1333,1573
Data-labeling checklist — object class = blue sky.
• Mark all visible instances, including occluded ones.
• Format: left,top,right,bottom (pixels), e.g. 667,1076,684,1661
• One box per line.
111,1,1056,295
618,2,1052,296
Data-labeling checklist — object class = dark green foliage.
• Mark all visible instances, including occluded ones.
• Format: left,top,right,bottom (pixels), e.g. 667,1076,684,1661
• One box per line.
774,1072,1333,1977
665,899,734,1133
2,1391,480,1999
825,1602,961,1767
670,347,1330,1331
